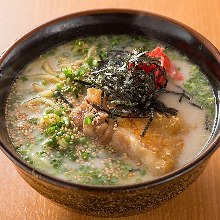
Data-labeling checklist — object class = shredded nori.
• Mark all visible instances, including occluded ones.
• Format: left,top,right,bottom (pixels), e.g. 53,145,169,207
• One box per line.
74,50,178,136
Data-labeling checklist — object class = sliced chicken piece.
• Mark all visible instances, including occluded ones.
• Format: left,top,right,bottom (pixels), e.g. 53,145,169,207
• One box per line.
72,88,189,176
84,118,115,145
86,88,102,105
72,101,88,129
111,127,171,175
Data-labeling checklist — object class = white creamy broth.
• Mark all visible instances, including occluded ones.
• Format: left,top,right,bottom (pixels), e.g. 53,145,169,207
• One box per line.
159,86,209,166
5,35,215,185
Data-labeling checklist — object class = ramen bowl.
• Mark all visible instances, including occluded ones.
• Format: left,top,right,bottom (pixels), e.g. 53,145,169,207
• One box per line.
0,9,220,217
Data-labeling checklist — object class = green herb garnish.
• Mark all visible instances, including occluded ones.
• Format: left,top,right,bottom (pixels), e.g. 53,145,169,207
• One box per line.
84,115,93,125
21,76,28,81
74,39,84,47
81,152,91,160
28,117,39,125
184,66,215,129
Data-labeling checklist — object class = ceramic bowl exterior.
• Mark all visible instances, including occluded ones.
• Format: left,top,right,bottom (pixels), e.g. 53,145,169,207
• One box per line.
17,161,208,217
0,9,220,217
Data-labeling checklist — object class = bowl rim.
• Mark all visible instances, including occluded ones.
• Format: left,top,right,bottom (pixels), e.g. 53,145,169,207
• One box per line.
1,8,220,191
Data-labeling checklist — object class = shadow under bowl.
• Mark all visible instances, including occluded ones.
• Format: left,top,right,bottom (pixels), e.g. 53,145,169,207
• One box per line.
0,9,220,217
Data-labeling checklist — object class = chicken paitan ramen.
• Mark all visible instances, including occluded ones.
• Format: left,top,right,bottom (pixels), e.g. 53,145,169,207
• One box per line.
6,35,215,185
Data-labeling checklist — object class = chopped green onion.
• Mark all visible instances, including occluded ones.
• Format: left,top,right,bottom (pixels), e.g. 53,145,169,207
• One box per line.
41,80,47,86
62,67,74,80
84,115,93,125
75,39,84,47
81,152,91,160
55,110,63,117
28,117,39,125
56,83,63,91
21,76,28,81
46,126,56,135
86,57,99,67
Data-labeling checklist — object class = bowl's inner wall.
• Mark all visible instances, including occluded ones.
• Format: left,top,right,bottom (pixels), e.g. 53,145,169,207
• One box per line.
0,11,220,172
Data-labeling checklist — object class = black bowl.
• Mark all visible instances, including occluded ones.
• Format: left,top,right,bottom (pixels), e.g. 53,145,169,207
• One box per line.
0,9,220,217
